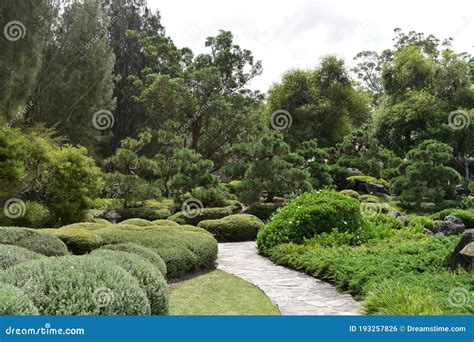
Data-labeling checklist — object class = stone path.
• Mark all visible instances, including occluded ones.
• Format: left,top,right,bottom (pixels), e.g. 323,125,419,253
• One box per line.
217,242,361,315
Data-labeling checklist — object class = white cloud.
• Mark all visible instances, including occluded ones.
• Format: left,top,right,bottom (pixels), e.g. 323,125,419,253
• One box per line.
148,0,474,92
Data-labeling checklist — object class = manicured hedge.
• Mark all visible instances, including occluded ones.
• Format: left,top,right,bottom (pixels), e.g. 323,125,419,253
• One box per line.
100,243,167,276
41,228,103,254
92,218,113,225
0,227,69,256
60,222,106,231
0,256,150,315
0,244,45,270
198,214,264,241
91,250,169,315
94,225,217,279
119,218,156,227
257,190,362,252
340,189,360,200
117,207,171,221
152,220,179,226
168,207,233,225
245,202,282,221
0,282,38,315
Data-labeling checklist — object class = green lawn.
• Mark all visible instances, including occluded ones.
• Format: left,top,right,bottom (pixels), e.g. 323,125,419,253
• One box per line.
169,270,280,315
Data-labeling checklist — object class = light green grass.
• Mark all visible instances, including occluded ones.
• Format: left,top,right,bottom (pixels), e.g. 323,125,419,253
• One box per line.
169,270,280,315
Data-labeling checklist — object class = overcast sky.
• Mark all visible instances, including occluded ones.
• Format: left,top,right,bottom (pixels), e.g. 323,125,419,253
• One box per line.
148,0,474,92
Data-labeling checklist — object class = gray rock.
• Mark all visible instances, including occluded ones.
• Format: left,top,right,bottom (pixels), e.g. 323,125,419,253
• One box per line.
436,215,465,236
448,229,474,271
423,228,435,236
346,168,362,176
390,211,409,226
435,232,445,237
104,209,121,224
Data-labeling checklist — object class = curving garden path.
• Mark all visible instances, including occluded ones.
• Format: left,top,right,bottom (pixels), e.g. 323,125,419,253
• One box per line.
217,242,361,315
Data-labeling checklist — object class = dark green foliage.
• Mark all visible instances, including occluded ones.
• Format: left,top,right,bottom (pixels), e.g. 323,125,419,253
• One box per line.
267,236,472,314
257,190,362,252
198,214,264,241
245,202,283,221
168,207,234,226
91,249,169,315
100,243,167,277
0,244,44,270
41,228,103,255
0,226,68,256
0,256,151,315
0,282,38,315
267,56,371,148
393,140,462,207
117,207,171,221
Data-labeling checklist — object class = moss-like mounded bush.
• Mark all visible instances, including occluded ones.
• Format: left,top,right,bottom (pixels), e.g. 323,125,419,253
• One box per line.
257,190,362,252
0,244,45,270
0,227,69,256
245,202,283,221
100,243,167,276
347,175,390,189
60,222,106,231
198,214,264,241
431,208,474,228
119,218,156,227
152,219,180,226
0,282,39,315
41,228,103,255
0,255,150,315
117,207,171,221
95,225,217,279
226,200,244,213
340,189,360,200
91,250,169,315
168,206,234,225
92,218,113,225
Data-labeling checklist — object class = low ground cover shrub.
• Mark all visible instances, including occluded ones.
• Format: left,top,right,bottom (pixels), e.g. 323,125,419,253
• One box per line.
346,175,389,189
41,228,103,254
100,243,167,276
168,206,233,225
0,227,68,256
0,282,39,315
257,190,361,252
198,214,264,241
91,250,169,315
340,189,360,200
0,256,150,315
0,244,45,270
152,220,179,226
267,236,472,314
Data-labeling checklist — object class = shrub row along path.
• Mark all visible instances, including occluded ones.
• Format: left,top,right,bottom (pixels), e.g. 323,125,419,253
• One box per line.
217,242,361,315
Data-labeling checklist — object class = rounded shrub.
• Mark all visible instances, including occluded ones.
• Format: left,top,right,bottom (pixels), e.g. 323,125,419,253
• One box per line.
0,282,38,315
117,207,171,221
95,225,217,279
91,250,169,314
167,206,234,225
119,218,156,227
100,243,167,276
198,214,264,241
340,189,360,200
152,219,179,226
92,218,113,225
0,244,45,270
0,256,150,315
245,202,282,221
60,222,107,231
0,226,69,256
41,228,103,254
257,190,362,252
